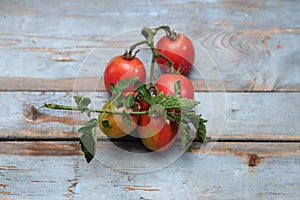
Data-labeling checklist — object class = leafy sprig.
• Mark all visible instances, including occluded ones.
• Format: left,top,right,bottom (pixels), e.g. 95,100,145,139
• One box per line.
45,78,207,163
42,25,208,164
136,81,207,150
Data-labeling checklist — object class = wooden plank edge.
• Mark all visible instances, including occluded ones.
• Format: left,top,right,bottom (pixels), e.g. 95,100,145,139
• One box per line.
1,77,300,92
0,141,299,169
1,129,300,142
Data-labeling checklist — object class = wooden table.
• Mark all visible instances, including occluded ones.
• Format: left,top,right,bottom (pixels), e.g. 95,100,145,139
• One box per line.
0,0,299,199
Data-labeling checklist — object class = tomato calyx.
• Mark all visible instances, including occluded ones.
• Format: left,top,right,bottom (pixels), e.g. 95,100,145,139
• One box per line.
122,49,140,61
166,30,178,41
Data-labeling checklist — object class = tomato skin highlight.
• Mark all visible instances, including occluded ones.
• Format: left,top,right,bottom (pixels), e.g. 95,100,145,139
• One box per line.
98,99,139,138
155,74,194,99
138,114,178,151
104,55,146,94
156,33,195,75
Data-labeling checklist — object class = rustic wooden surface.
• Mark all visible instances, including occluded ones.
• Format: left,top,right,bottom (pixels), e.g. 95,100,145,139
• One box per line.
0,0,300,199
0,142,299,199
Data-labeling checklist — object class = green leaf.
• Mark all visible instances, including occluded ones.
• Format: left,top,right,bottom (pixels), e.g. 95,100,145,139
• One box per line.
125,94,135,108
109,78,140,101
153,93,199,111
73,95,92,117
122,111,132,128
86,110,91,117
178,122,191,151
81,118,98,128
177,98,200,110
184,113,207,142
78,118,98,163
74,95,91,108
116,77,139,92
110,83,116,95
74,95,82,106
156,92,164,102
197,116,207,142
186,147,192,152
136,84,151,104
79,133,95,163
175,110,207,150
149,104,166,116
174,81,181,97
166,111,178,122
134,80,146,91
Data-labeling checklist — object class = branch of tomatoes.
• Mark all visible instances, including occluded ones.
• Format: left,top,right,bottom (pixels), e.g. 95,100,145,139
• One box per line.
42,25,206,163
44,78,207,163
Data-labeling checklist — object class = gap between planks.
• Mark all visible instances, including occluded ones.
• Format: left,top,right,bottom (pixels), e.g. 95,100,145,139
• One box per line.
1,124,300,142
1,136,300,143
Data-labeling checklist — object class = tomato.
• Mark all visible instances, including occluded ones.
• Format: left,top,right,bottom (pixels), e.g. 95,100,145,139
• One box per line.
138,114,178,151
98,98,139,138
136,93,178,151
156,33,195,75
156,74,194,99
104,52,146,94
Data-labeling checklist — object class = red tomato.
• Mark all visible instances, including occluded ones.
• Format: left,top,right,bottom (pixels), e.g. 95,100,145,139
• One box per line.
156,74,194,99
138,114,178,151
104,53,146,94
156,33,195,75
136,93,178,151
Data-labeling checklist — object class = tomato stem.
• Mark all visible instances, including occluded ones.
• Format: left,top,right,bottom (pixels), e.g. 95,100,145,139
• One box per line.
128,26,177,83
44,103,184,115
44,103,149,115
129,41,147,53
150,53,156,84
154,25,177,40
152,48,175,74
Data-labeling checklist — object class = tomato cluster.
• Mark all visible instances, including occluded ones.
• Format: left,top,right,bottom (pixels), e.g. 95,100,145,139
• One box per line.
101,27,196,151
41,26,206,163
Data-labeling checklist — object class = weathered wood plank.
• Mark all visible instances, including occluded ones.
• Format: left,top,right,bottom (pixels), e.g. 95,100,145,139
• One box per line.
1,0,299,199
0,29,299,92
0,141,299,199
0,155,80,199
0,0,300,92
0,91,299,140
1,76,300,92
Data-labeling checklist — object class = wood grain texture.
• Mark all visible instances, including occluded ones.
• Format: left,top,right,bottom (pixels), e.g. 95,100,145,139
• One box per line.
1,91,299,140
1,0,300,199
0,141,299,199
0,0,300,92
1,76,300,92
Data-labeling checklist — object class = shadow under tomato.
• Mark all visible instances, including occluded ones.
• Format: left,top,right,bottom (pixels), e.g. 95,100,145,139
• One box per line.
106,134,152,153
